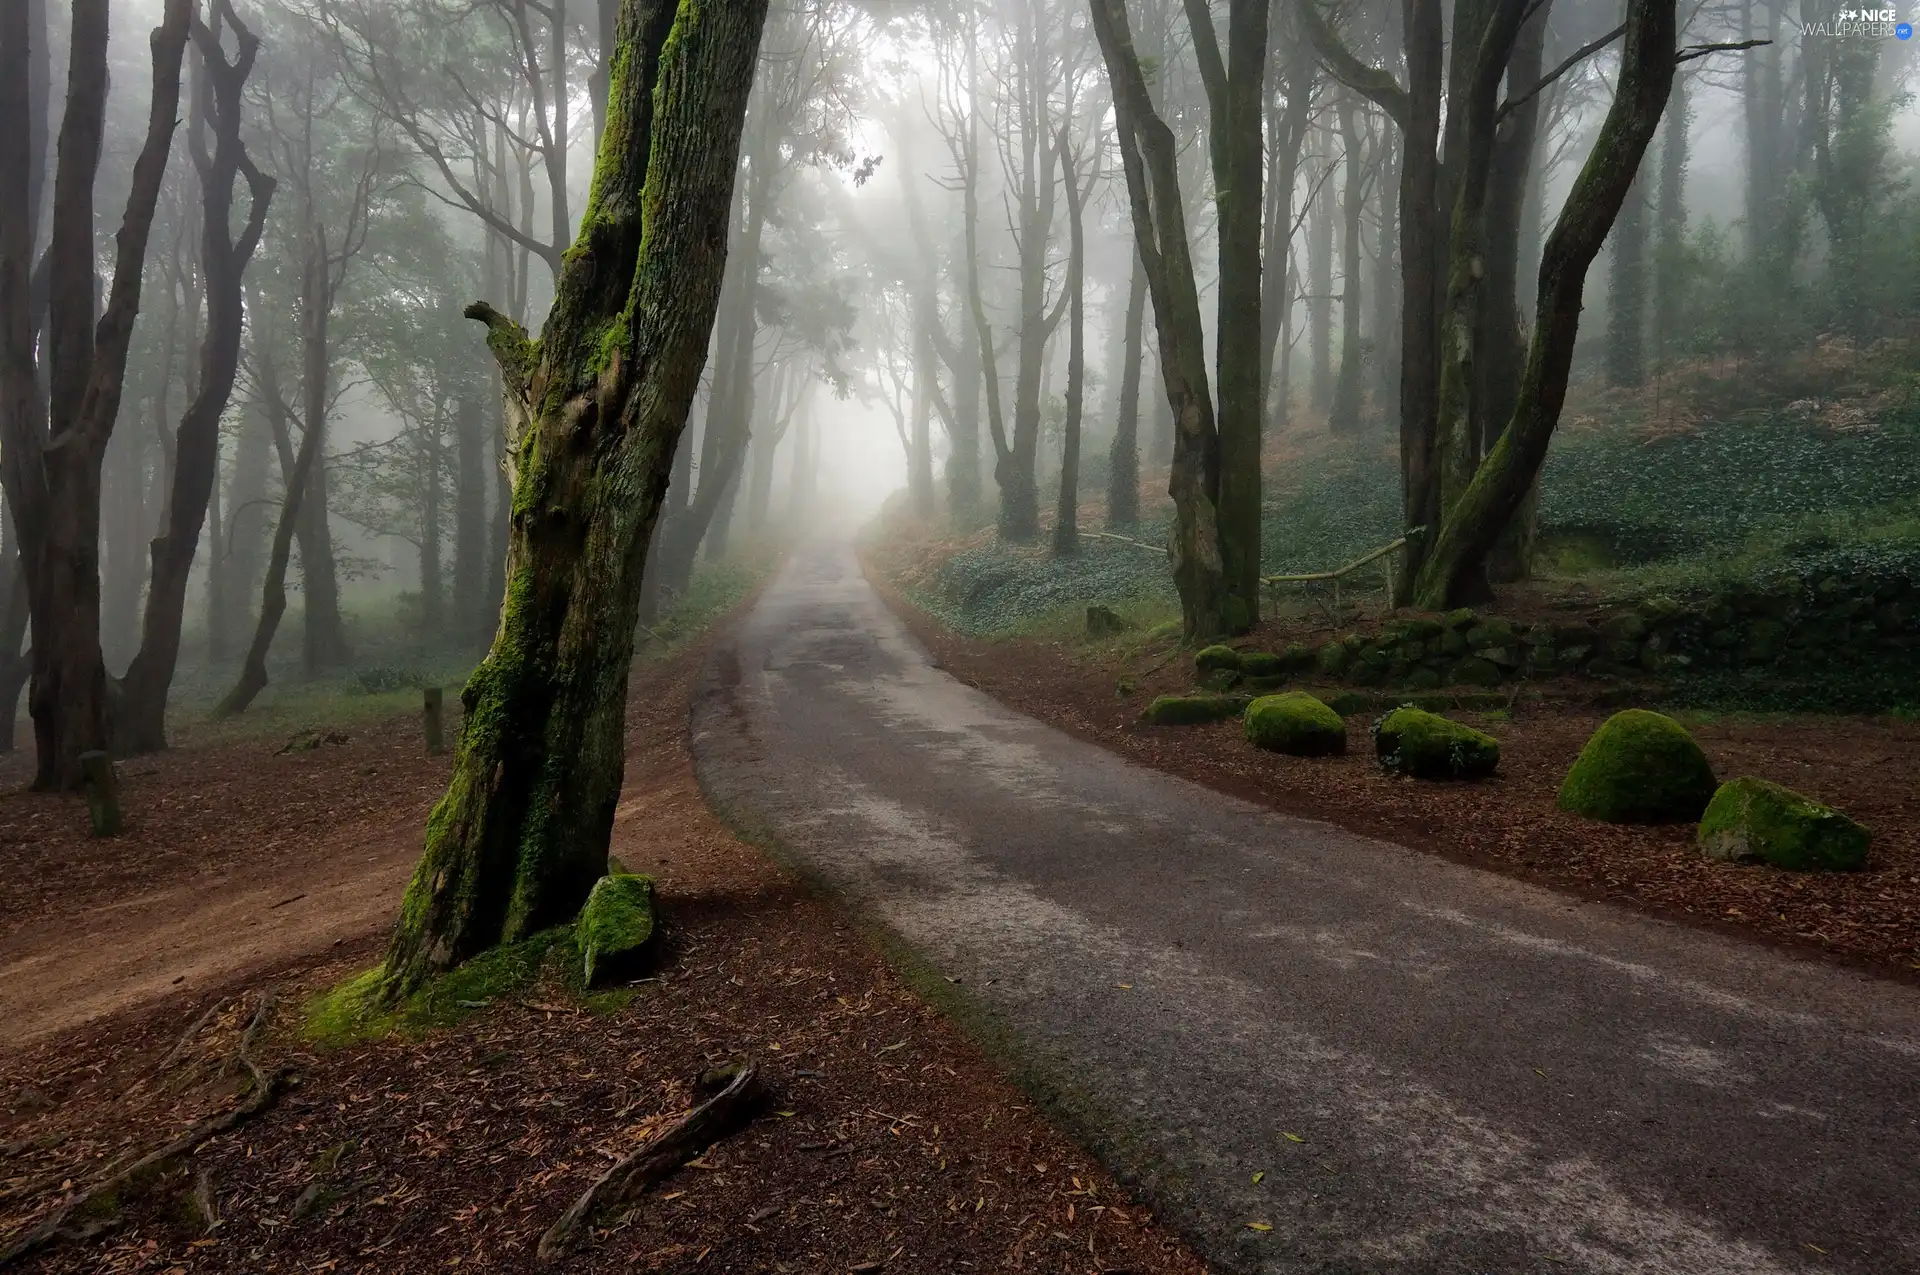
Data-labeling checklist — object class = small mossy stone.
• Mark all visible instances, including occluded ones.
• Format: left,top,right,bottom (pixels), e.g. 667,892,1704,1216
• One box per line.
1239,651,1286,678
1279,643,1316,672
1465,620,1515,651
1143,693,1250,726
1371,707,1500,780
1438,629,1469,657
1199,667,1242,692
1316,641,1350,676
1244,692,1348,757
1557,710,1716,824
1698,777,1869,871
1451,656,1504,687
1195,645,1242,674
1086,605,1127,637
1404,667,1443,691
1443,608,1478,630
577,873,656,987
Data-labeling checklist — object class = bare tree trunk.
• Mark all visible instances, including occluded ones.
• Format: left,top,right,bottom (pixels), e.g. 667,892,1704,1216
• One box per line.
384,0,768,999
1327,93,1367,436
419,404,444,635
453,392,488,644
1605,170,1648,388
0,0,192,789
1653,73,1689,365
1307,132,1334,415
120,0,273,754
1052,129,1087,557
223,398,272,632
1107,251,1145,526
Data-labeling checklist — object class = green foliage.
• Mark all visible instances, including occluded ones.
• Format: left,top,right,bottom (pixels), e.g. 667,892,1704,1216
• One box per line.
1243,692,1347,757
576,873,656,986
355,665,429,694
640,552,774,657
1557,710,1716,824
1697,776,1870,872
912,539,1177,637
1370,707,1500,780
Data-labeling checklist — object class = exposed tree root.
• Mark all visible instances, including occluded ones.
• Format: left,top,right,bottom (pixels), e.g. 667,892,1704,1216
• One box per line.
0,995,287,1269
538,1060,767,1262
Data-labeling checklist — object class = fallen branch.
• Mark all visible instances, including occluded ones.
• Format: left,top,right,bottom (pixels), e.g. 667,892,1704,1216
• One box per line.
0,995,287,1269
538,1061,767,1262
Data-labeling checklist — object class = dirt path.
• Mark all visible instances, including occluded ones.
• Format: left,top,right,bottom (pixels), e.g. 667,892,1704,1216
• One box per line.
0,716,449,1046
0,643,1208,1275
693,538,1920,1275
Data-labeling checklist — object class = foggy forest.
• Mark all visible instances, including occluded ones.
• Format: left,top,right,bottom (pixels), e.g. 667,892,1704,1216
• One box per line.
1,0,1918,1271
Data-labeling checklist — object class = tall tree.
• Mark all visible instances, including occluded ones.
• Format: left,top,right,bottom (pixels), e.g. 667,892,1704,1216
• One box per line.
0,0,192,789
1052,126,1091,557
1411,0,1678,607
1106,252,1145,525
119,0,275,754
381,0,771,999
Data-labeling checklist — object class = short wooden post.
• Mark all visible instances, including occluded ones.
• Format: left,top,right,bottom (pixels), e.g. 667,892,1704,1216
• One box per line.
79,750,122,837
423,686,445,755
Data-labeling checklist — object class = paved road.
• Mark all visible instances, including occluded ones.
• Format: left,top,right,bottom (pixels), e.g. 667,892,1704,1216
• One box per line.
690,539,1920,1275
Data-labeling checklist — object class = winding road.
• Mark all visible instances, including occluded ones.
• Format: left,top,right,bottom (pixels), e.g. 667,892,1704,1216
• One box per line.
690,538,1920,1275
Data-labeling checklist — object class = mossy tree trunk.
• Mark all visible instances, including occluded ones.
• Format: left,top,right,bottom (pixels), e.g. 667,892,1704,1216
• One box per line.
381,0,770,1001
1411,0,1676,609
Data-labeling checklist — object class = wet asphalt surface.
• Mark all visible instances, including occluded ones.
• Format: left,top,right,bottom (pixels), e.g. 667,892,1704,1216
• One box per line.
689,539,1920,1275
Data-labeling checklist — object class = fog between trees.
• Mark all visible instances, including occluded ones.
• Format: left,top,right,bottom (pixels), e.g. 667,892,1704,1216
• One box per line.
1,0,1916,795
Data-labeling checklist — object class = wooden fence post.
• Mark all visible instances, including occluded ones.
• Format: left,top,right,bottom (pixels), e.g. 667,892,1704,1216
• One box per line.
424,686,445,755
79,751,123,837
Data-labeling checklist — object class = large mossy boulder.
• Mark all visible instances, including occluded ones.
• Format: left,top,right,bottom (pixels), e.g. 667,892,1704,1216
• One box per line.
1244,693,1348,757
1556,709,1715,824
1698,777,1870,871
577,872,657,987
1143,692,1250,726
1372,707,1500,779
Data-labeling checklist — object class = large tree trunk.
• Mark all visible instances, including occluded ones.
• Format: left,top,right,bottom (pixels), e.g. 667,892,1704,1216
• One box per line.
419,404,444,635
1107,252,1145,526
1090,0,1236,639
908,320,937,519
1395,0,1445,598
0,0,191,790
381,0,768,1000
1258,23,1315,433
119,0,272,755
1412,0,1676,608
1481,0,1548,585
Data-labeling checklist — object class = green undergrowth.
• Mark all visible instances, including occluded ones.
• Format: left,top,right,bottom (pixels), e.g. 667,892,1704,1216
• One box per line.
304,927,637,1047
640,548,779,659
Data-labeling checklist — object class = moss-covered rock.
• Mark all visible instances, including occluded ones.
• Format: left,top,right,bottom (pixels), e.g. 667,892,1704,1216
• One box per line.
1451,657,1503,687
1316,640,1351,676
1243,693,1348,757
1405,666,1443,690
1697,777,1870,871
1372,707,1500,780
1443,608,1478,630
1556,710,1716,824
1194,644,1242,674
1465,619,1516,651
1143,693,1250,726
577,873,656,987
1239,651,1286,678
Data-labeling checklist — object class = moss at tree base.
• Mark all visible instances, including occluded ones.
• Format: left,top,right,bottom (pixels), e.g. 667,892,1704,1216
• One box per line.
306,926,637,1047
1557,709,1716,824
1698,776,1870,871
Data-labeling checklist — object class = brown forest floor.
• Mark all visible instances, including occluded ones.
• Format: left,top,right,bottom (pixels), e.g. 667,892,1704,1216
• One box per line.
867,564,1920,981
0,641,1208,1275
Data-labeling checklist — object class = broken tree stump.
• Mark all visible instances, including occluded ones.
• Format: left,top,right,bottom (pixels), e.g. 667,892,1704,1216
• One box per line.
423,687,445,755
79,751,122,837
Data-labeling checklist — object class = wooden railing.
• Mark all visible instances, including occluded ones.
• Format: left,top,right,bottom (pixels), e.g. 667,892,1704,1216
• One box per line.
1261,531,1418,610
